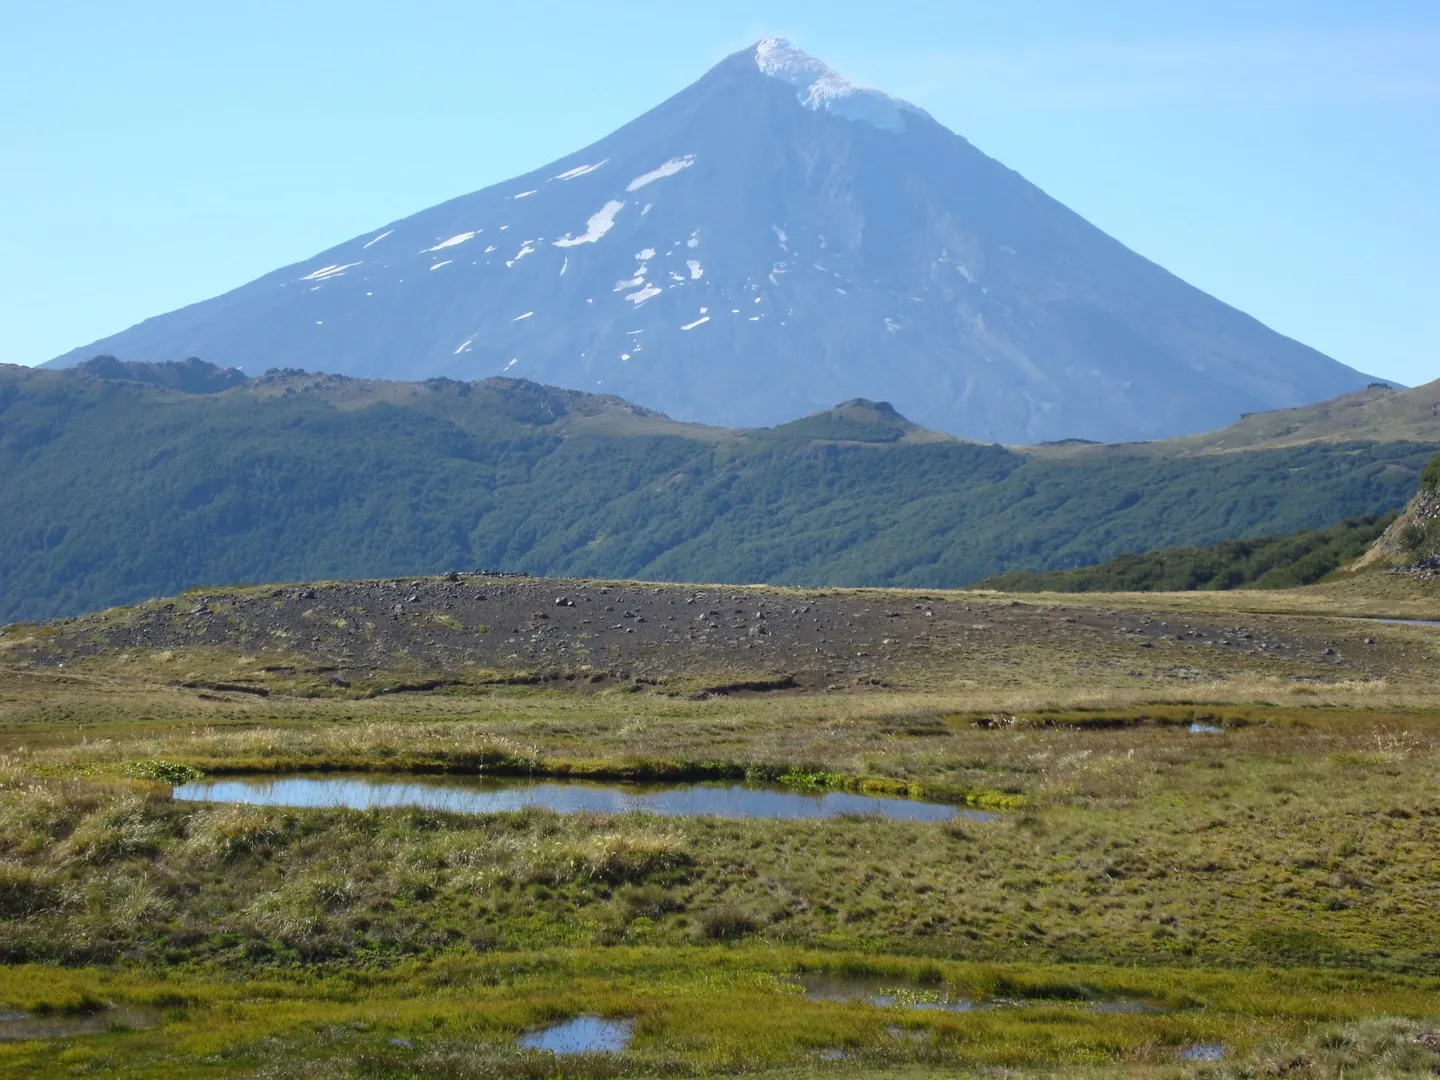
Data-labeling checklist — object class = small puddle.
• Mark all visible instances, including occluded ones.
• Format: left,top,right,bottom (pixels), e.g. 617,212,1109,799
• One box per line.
1188,723,1223,734
799,974,993,1012
173,775,993,823
0,1006,159,1042
799,975,1165,1016
1089,999,1167,1014
1373,619,1440,628
517,1016,631,1054
1180,1043,1226,1061
887,1024,929,1044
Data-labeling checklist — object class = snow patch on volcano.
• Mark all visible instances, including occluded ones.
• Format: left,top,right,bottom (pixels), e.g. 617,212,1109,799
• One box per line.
552,160,607,181
753,38,928,132
627,155,695,191
554,201,625,247
300,262,360,282
626,284,662,306
426,232,477,252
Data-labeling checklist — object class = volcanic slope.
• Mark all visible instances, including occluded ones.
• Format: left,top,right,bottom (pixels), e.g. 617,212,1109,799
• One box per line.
46,40,1376,444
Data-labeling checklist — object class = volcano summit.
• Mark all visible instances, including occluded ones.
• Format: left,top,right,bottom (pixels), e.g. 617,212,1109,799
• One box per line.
49,40,1376,443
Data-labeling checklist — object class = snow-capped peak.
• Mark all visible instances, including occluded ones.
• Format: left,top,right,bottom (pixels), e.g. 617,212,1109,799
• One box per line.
753,38,928,132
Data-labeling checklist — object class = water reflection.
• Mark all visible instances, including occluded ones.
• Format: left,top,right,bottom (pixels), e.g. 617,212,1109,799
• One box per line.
517,1016,631,1054
798,974,1168,1016
1181,1043,1226,1061
173,774,994,823
799,974,988,1012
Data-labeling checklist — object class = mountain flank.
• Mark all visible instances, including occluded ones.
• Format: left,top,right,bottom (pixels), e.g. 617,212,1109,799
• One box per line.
3,360,1435,624
979,514,1397,594
45,40,1377,444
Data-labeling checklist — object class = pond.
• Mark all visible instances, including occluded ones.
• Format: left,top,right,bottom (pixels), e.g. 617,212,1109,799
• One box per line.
516,1016,631,1054
171,774,994,823
0,1006,160,1042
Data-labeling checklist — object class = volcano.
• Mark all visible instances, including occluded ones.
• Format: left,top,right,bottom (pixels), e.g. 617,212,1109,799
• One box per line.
48,39,1376,443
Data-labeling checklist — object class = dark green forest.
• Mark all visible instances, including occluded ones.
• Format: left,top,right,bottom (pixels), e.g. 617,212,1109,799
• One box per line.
3,361,1436,622
978,513,1396,593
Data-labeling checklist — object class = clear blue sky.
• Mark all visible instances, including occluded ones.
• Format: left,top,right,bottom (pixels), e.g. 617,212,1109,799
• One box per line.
3,0,1436,385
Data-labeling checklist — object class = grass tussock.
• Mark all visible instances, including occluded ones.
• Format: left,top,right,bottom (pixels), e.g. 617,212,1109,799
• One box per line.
1206,1017,1440,1079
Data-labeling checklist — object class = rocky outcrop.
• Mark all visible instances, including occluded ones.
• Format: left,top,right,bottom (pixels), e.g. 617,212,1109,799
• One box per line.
1355,458,1440,570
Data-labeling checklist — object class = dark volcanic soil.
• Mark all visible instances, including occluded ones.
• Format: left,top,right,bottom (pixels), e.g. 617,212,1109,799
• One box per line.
5,573,1390,693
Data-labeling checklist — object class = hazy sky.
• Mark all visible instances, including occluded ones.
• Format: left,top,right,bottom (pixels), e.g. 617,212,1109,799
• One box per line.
3,0,1436,385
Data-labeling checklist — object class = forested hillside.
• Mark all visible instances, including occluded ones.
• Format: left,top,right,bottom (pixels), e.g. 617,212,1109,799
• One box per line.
978,513,1396,593
3,361,1436,622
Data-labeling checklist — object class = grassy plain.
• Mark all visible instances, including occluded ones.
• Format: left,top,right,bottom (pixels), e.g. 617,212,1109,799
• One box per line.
1,573,1438,1077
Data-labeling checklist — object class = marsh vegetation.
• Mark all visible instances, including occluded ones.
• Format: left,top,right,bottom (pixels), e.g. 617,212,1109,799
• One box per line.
0,574,1437,1077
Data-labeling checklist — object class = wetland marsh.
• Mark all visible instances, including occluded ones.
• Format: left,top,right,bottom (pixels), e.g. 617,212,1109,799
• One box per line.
1,572,1437,1077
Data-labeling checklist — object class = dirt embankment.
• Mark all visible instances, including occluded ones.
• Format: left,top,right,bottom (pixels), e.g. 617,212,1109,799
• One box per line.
2,573,1394,692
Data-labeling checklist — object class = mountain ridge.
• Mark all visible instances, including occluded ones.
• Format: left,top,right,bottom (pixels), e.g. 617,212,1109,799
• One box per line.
45,40,1377,444
42,357,1440,451
3,359,1435,624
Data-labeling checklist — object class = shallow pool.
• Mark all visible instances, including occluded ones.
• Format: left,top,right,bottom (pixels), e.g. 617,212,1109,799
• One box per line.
0,1006,159,1042
799,974,991,1011
172,774,995,823
517,1016,631,1054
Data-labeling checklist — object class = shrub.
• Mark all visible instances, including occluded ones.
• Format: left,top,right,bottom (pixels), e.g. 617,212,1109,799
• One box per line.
696,902,759,940
183,805,286,862
1421,452,1440,493
59,796,171,865
124,760,204,785
0,861,67,918
618,883,683,919
1205,1017,1440,1079
565,832,693,884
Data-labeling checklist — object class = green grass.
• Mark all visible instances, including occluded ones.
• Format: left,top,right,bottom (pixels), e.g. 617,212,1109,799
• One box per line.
0,949,1438,1078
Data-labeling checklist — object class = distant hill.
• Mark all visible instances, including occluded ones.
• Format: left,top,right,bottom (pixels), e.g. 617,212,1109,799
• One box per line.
44,39,1378,444
70,354,249,395
2,361,1436,623
977,514,1396,594
1166,379,1440,452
